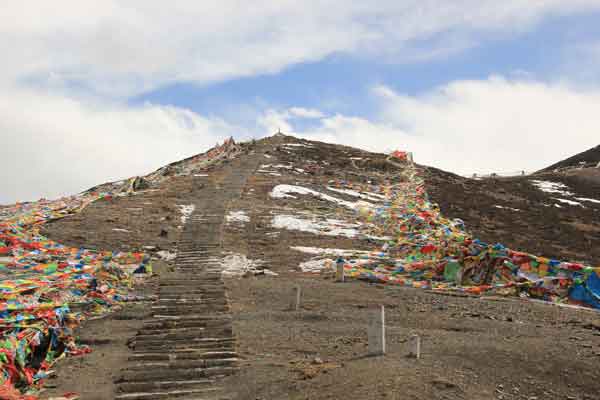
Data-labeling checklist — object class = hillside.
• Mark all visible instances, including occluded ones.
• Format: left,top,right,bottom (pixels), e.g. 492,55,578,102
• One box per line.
1,135,599,400
541,144,600,172
424,166,600,266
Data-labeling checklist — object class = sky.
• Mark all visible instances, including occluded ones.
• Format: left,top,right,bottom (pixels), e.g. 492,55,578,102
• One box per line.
2,1,600,204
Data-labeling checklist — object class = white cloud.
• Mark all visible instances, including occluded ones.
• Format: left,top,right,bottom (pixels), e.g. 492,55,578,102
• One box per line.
0,84,238,204
257,107,325,134
280,77,600,175
257,109,294,135
3,2,600,203
288,108,325,119
3,76,600,204
2,1,600,96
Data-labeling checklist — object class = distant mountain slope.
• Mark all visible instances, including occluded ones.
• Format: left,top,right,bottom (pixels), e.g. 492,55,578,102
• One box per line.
541,144,600,172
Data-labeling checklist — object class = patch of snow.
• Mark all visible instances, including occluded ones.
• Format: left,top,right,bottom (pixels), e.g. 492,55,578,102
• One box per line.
156,250,177,261
530,180,573,196
283,143,312,148
194,174,209,177
226,210,250,224
291,246,370,256
327,186,385,202
270,184,373,210
272,215,360,238
260,164,293,173
264,154,272,159
493,205,521,212
220,254,277,277
575,197,600,204
554,204,563,208
554,198,584,207
362,234,393,241
257,169,283,176
350,157,363,160
297,255,373,273
178,204,195,224
112,228,130,233
298,258,334,273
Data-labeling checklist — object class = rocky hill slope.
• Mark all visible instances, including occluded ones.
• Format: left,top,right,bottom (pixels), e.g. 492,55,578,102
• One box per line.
2,135,599,400
541,144,600,172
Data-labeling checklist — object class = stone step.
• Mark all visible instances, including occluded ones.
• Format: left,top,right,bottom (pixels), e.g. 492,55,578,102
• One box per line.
173,260,221,264
133,335,234,344
132,343,235,353
157,290,225,297
114,387,225,400
118,366,238,383
116,379,215,394
129,351,237,362
172,271,222,276
150,306,229,314
156,300,227,306
143,319,231,330
134,330,233,341
159,279,223,285
158,286,225,292
155,290,225,296
156,292,225,299
125,358,238,372
137,326,231,337
149,314,232,322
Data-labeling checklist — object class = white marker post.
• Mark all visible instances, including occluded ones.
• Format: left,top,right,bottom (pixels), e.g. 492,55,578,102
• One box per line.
291,286,301,311
408,334,421,359
336,258,345,283
368,306,386,356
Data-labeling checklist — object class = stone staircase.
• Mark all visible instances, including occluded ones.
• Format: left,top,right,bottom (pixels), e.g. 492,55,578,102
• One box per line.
114,155,260,400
